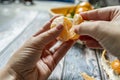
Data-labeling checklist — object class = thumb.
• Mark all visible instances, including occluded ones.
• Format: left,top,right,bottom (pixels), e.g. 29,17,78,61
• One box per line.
74,21,110,41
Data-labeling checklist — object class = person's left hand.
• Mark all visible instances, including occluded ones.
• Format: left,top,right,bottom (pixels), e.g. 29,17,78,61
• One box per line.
0,17,74,80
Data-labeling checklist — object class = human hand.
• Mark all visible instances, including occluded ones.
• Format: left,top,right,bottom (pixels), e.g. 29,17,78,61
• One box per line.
74,6,120,56
0,17,74,80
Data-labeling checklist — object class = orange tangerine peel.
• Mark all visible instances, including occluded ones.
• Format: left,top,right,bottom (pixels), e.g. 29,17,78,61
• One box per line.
75,7,89,14
75,2,93,14
70,14,84,40
111,59,120,74
81,72,95,80
102,50,120,75
73,14,84,25
101,50,110,63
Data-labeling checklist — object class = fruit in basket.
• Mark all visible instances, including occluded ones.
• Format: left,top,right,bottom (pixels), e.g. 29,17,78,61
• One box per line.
79,2,93,10
75,2,93,14
50,15,83,41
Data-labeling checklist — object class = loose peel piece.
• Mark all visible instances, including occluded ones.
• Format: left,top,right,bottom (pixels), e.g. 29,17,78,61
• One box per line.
73,14,84,25
111,59,120,74
102,50,120,74
50,15,83,41
101,50,110,64
81,72,95,80
101,50,120,80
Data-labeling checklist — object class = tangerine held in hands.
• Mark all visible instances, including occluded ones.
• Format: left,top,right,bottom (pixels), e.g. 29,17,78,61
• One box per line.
50,16,72,41
50,15,83,41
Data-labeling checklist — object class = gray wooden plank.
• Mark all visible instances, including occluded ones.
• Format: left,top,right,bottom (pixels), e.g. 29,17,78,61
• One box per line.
0,10,38,54
62,43,101,80
95,50,108,80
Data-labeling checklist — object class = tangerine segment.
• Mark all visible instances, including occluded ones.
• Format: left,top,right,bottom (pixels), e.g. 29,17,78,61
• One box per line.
69,14,84,40
73,14,84,25
111,59,120,74
50,16,72,41
69,27,80,40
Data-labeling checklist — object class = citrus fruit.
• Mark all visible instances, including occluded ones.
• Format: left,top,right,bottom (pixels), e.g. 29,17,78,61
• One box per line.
50,16,72,41
50,15,83,41
69,14,84,40
73,14,84,25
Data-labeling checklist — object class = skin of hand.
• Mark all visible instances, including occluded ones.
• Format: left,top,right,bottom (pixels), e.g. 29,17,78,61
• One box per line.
74,6,120,57
0,17,74,80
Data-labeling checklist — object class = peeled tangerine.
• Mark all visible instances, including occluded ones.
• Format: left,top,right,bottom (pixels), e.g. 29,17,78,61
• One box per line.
50,14,83,41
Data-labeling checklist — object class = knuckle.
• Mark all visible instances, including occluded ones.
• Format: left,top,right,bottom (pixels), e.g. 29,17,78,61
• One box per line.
77,24,84,34
26,37,34,44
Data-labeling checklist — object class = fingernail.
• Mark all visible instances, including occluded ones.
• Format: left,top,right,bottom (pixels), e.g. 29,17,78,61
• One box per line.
56,24,63,30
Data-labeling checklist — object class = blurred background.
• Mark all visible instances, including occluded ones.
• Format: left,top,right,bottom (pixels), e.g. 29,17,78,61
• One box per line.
0,0,120,5
0,0,120,80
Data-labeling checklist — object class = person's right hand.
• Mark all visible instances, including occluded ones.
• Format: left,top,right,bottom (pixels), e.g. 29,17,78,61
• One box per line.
74,6,120,57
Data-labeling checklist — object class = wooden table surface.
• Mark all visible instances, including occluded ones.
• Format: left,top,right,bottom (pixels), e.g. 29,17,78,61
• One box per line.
0,1,110,80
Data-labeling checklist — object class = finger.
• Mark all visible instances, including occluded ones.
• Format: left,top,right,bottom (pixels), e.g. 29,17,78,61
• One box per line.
34,24,63,46
79,35,95,41
41,54,55,72
85,40,102,49
49,41,63,54
74,21,110,41
34,16,59,36
39,49,55,71
41,49,50,58
80,6,117,21
53,40,74,65
36,59,51,79
45,39,57,50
